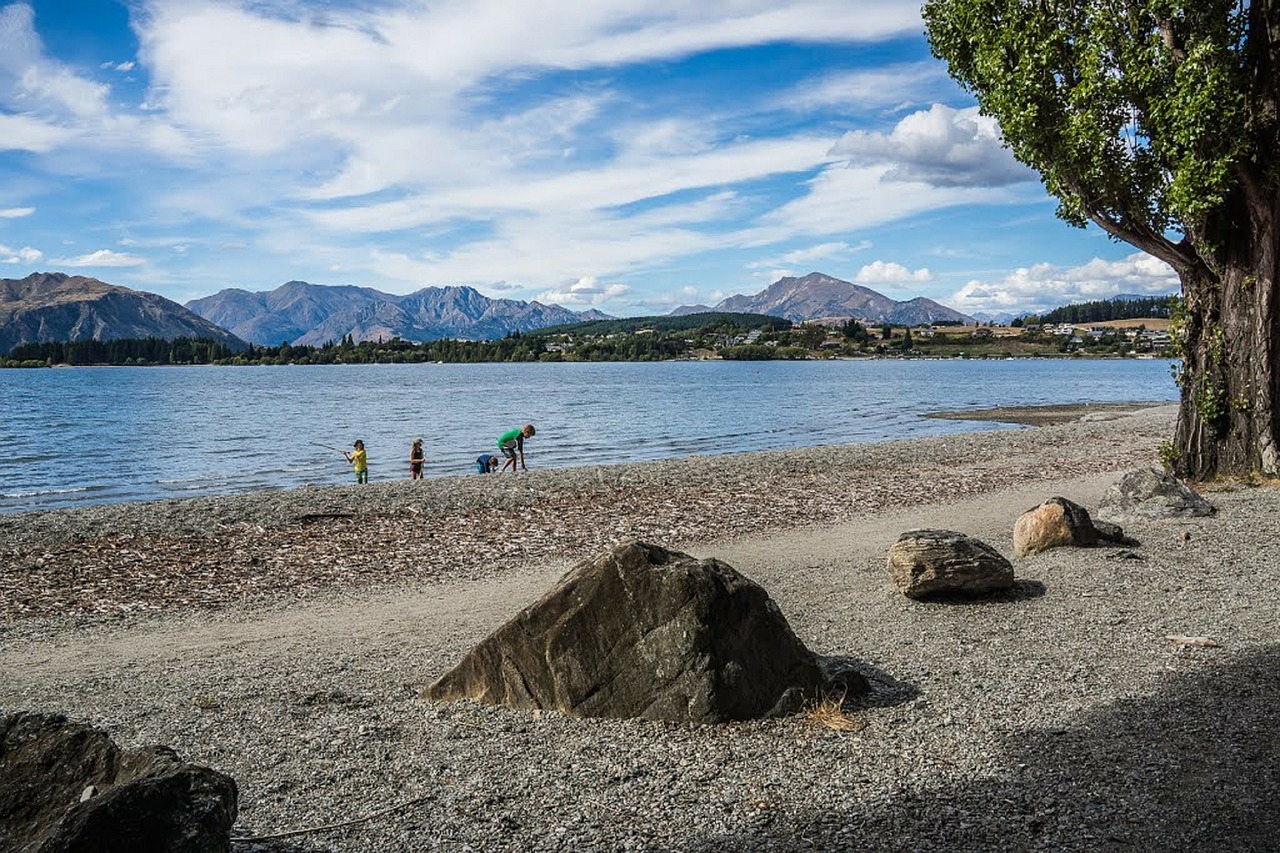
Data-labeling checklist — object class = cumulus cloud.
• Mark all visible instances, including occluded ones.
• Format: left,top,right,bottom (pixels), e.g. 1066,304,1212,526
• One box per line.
0,243,41,263
948,252,1179,314
0,206,34,217
855,260,932,284
52,249,146,267
535,275,630,307
830,104,1033,187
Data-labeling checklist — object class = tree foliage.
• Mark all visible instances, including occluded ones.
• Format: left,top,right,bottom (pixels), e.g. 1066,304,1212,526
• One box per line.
924,0,1263,273
926,0,1280,478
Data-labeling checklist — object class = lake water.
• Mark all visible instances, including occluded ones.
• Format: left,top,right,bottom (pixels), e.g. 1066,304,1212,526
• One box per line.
0,359,1178,514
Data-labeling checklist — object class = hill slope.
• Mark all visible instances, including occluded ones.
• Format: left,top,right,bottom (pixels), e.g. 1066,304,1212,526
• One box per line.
0,272,246,355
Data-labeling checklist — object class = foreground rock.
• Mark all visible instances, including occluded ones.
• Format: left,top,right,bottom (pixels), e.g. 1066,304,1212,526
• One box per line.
1014,497,1134,557
0,711,238,853
426,539,845,723
886,529,1014,599
1097,467,1215,522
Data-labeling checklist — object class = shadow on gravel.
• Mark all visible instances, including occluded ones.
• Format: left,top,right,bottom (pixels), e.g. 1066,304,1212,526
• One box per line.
913,578,1048,606
818,656,920,709
690,644,1280,852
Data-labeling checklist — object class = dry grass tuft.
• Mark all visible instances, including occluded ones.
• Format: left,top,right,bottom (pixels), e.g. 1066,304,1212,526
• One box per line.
804,693,861,732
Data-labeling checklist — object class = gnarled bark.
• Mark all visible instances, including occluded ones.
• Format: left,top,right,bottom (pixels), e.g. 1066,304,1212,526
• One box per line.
1172,185,1280,479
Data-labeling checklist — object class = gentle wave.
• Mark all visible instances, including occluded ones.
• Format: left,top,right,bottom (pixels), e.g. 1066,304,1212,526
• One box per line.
1,485,95,498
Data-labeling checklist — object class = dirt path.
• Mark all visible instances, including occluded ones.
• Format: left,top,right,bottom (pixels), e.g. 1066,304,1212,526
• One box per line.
2,471,1118,689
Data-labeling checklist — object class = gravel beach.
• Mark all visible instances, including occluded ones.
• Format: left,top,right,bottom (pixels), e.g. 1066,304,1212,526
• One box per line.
3,402,1278,852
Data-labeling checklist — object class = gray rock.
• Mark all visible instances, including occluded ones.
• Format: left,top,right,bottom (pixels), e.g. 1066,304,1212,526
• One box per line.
1097,467,1215,522
886,529,1014,598
0,711,238,853
1014,497,1135,557
425,539,844,723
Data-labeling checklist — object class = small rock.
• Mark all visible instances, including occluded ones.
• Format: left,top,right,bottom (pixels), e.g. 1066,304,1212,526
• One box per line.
1097,467,1214,522
1014,497,1134,557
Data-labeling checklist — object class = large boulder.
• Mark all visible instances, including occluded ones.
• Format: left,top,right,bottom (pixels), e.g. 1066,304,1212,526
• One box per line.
1097,467,1215,522
886,529,1014,599
0,712,238,853
425,539,848,723
1013,496,1134,557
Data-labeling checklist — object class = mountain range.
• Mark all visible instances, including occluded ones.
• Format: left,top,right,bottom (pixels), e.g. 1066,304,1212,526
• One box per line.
0,273,246,355
186,281,610,346
1,270,982,355
672,272,974,326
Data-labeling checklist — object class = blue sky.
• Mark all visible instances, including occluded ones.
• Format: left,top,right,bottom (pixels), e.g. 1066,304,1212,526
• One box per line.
0,0,1179,316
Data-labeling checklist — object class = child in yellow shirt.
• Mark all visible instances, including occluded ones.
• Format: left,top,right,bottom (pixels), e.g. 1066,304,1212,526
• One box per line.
343,440,368,484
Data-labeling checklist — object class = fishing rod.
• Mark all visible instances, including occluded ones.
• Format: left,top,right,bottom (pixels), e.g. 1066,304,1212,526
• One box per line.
310,441,348,454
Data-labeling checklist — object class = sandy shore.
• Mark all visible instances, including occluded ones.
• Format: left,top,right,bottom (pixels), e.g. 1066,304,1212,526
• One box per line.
4,402,1279,851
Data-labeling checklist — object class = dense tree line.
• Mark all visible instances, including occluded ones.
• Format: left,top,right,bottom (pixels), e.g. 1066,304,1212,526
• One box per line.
3,337,238,366
1,316,807,366
1030,296,1174,326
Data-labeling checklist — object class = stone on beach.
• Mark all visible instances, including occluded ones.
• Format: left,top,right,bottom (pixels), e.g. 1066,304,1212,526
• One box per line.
0,711,238,853
886,529,1014,599
1013,496,1134,557
1097,467,1215,522
425,539,841,723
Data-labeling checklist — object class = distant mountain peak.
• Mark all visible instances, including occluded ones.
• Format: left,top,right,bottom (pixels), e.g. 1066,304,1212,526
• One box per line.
711,272,972,326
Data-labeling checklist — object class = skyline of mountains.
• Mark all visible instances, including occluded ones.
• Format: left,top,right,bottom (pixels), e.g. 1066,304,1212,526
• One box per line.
3,269,1154,355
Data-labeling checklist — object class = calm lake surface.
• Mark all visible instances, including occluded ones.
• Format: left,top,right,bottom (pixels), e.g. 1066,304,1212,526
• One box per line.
0,359,1178,513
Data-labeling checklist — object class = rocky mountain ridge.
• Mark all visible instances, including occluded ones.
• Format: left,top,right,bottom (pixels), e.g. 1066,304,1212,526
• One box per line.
187,281,610,346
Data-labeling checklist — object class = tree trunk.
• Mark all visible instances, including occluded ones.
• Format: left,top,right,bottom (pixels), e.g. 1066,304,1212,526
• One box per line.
1173,191,1280,480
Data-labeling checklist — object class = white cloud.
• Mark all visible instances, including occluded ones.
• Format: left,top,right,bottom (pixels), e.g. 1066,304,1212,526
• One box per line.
0,206,34,218
949,252,1179,314
52,249,146,267
748,240,871,270
536,275,630,307
744,162,1019,246
2,4,108,118
0,112,69,151
308,134,834,233
780,62,952,112
855,260,932,284
830,104,1034,188
0,243,41,263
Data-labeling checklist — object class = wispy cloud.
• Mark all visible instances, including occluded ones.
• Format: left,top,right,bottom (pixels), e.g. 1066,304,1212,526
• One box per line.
52,249,146,267
0,206,34,218
779,62,955,113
